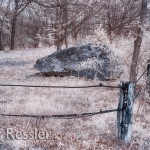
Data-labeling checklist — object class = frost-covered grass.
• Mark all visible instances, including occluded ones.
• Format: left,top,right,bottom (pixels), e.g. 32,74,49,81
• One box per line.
0,46,150,149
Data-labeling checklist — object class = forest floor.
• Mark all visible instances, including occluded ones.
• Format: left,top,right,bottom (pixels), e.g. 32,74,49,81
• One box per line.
0,48,150,150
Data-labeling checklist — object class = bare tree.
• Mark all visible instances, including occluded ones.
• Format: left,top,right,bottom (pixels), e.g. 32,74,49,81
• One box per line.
0,0,11,51
10,0,31,50
102,0,142,37
130,0,147,82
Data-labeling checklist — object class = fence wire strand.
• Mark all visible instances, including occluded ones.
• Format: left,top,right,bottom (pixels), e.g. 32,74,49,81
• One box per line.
134,87,143,101
0,108,122,120
135,69,147,84
0,83,121,89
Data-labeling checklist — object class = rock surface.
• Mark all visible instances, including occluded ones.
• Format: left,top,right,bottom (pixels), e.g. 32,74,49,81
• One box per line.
34,43,112,80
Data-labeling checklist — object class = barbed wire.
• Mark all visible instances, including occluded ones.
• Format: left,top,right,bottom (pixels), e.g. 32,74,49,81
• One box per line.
135,68,147,84
133,87,143,101
0,108,122,120
0,83,121,89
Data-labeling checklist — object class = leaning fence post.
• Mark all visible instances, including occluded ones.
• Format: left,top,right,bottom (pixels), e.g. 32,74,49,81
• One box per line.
117,82,135,142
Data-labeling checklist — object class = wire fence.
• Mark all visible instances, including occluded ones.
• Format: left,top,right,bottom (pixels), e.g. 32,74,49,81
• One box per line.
0,65,149,142
0,67,148,120
0,82,121,120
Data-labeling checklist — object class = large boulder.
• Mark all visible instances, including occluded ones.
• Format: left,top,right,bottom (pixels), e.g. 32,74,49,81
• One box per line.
34,43,117,80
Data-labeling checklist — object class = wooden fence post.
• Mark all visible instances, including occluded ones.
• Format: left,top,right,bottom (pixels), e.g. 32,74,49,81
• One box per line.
117,82,135,142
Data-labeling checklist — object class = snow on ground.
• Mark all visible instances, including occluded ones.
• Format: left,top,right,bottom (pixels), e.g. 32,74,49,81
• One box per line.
0,47,150,149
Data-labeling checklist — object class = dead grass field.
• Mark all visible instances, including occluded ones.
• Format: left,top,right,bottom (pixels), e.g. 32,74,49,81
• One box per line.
0,48,150,150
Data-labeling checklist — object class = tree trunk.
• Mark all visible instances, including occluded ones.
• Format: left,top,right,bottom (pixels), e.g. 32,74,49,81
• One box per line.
64,0,68,48
10,0,18,50
56,4,61,51
0,18,5,51
130,0,147,82
10,15,17,50
0,31,4,51
57,41,61,51
56,26,61,51
117,24,124,36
